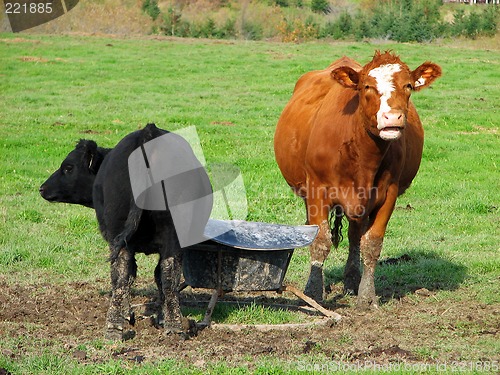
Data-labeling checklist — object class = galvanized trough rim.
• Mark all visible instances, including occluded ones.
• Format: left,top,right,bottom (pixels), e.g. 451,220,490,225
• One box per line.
202,219,319,251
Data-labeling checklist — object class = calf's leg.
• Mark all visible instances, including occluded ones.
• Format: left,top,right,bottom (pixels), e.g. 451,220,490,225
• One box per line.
153,261,164,326
105,247,137,340
159,253,184,335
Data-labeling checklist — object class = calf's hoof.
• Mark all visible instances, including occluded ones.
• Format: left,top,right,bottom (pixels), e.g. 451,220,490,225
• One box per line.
164,317,198,340
105,324,136,341
105,325,122,340
164,326,189,341
181,317,199,337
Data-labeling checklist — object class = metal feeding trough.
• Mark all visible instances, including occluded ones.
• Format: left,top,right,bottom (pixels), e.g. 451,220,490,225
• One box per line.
182,219,341,327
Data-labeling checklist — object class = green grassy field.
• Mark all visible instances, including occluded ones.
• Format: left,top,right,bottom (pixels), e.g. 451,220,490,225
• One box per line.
0,34,499,374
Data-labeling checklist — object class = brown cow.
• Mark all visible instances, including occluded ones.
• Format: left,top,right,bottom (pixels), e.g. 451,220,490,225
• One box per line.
274,51,441,307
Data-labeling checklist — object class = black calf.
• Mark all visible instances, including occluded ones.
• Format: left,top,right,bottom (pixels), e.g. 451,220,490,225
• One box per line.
40,123,208,340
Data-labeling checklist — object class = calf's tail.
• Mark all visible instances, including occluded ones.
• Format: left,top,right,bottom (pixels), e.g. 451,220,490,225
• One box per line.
109,203,143,263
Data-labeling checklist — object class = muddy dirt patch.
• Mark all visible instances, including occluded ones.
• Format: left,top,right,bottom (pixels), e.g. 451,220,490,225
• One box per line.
0,278,498,370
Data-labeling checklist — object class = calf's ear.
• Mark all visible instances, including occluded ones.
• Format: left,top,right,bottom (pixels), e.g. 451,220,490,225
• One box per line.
331,67,360,90
411,62,442,91
77,139,100,174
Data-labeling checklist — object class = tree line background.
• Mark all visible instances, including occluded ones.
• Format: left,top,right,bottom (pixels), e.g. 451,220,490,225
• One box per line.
143,0,499,42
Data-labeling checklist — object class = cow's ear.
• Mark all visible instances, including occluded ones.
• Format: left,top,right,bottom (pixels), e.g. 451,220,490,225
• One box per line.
331,67,360,90
411,62,442,91
77,140,100,174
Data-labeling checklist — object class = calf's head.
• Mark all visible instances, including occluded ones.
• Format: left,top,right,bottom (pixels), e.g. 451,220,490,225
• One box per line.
331,50,441,141
40,140,102,208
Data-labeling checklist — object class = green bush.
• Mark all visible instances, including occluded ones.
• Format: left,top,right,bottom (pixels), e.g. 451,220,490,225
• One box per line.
365,0,442,42
465,12,482,39
161,7,242,39
391,8,435,42
278,16,320,42
311,0,330,14
320,11,351,39
338,11,353,35
304,16,320,37
274,0,289,7
142,0,160,21
451,8,466,36
481,6,499,36
369,3,396,38
241,21,263,40
449,6,499,39
320,20,339,39
201,18,218,38
353,12,373,40
218,18,237,39
162,7,190,37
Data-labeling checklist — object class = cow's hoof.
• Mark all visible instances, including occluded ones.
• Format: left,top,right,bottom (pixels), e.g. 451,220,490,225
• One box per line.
304,263,324,302
304,283,324,303
356,295,379,311
343,280,359,296
343,287,357,296
343,274,360,296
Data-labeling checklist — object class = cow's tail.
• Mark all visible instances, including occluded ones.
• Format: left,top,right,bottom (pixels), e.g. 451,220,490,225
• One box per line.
329,205,344,248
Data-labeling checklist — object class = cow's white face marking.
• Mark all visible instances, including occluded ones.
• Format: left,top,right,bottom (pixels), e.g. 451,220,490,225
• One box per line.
368,63,403,140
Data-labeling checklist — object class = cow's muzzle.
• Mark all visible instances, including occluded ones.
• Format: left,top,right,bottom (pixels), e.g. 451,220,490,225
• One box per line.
39,185,55,201
378,111,405,141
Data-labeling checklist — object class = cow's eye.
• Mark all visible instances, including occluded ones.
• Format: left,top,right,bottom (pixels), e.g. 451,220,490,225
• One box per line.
63,165,73,174
405,83,413,90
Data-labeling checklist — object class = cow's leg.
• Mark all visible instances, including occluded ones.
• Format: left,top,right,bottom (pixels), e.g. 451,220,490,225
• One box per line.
159,253,187,336
304,196,332,302
357,185,398,309
358,230,382,308
344,220,363,295
105,247,137,340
